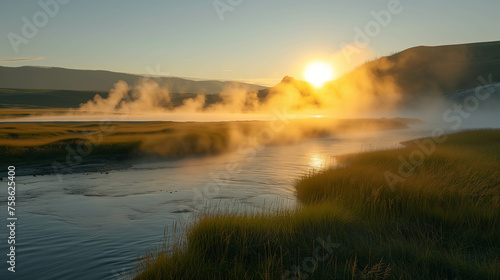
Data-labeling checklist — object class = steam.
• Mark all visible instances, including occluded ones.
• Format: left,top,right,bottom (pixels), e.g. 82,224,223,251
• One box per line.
79,79,172,114
76,78,262,115
75,75,400,117
74,43,490,124
137,118,411,158
65,43,500,159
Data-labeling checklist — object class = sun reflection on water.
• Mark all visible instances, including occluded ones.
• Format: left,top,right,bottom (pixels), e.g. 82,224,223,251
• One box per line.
308,154,339,171
309,155,325,169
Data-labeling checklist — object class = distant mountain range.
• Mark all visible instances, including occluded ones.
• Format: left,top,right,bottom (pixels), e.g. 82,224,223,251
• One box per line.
1,40,499,110
0,66,267,93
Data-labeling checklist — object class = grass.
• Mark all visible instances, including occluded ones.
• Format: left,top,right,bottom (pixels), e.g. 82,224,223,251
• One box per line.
0,108,71,119
0,118,411,170
134,129,500,280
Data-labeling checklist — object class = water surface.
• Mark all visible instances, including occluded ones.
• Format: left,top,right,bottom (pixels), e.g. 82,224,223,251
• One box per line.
0,127,431,279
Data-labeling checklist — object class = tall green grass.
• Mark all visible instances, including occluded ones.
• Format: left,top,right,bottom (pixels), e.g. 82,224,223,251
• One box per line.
135,129,500,279
136,205,394,280
294,129,500,279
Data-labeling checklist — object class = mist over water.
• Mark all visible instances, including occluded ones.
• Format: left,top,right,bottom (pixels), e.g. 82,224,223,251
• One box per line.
389,82,500,131
0,127,431,280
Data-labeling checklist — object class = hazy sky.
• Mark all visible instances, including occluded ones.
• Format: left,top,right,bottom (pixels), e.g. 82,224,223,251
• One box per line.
1,0,498,85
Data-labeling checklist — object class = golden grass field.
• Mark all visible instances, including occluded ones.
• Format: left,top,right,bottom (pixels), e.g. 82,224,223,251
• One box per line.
0,117,414,171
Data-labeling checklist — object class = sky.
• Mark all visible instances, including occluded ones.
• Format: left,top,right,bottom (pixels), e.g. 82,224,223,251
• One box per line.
0,0,499,86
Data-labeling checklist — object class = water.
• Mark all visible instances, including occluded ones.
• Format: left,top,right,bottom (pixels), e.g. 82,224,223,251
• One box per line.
0,127,431,280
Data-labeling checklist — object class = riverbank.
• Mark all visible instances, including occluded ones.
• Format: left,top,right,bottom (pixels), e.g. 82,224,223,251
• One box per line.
0,118,415,176
135,129,500,280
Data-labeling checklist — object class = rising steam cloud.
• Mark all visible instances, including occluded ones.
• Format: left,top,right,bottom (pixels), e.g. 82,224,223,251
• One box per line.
76,76,402,117
76,44,474,118
68,44,500,159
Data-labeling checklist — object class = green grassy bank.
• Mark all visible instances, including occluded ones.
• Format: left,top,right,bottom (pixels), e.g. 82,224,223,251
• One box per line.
135,129,500,280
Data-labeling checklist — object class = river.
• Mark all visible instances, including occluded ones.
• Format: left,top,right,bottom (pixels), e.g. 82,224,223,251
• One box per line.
0,126,431,280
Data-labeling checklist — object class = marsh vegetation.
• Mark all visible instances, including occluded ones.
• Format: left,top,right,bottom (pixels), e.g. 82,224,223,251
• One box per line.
135,130,500,280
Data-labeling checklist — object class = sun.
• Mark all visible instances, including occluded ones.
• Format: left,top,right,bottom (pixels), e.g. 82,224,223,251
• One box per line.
304,62,335,88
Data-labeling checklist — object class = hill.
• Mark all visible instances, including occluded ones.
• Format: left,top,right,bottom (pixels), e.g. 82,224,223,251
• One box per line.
260,40,500,102
0,88,229,109
335,40,500,96
0,66,267,93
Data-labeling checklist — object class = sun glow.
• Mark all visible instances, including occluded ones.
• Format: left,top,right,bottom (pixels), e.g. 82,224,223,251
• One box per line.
304,62,335,88
309,154,325,170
